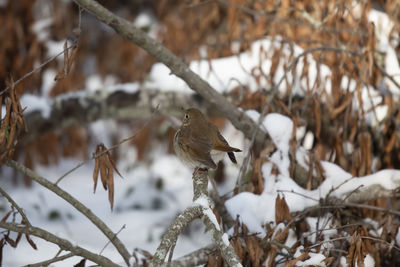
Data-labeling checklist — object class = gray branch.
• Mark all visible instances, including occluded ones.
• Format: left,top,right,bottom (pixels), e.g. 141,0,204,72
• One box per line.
71,0,271,152
0,221,121,267
162,245,216,267
5,159,132,266
150,206,203,266
151,170,241,267
25,252,74,267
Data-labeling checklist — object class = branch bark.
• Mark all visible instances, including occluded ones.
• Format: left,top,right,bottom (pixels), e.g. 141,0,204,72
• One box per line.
151,170,242,267
5,159,132,266
71,0,270,152
162,244,216,267
0,221,121,267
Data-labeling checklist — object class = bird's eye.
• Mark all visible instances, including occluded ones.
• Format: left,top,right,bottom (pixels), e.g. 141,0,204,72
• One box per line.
185,114,189,119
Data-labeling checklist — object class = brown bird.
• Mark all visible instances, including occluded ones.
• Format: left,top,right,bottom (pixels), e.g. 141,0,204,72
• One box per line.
174,108,241,171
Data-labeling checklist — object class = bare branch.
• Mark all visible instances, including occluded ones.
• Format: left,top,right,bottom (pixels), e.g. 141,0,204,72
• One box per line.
151,206,203,266
25,252,74,267
0,186,31,226
5,159,132,266
163,244,216,267
151,170,242,267
71,0,271,151
0,221,121,267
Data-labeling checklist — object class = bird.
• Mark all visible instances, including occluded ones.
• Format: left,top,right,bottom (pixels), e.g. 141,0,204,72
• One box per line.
174,108,241,172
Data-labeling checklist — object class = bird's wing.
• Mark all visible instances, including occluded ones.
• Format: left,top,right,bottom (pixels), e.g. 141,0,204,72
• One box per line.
211,125,242,152
180,127,217,169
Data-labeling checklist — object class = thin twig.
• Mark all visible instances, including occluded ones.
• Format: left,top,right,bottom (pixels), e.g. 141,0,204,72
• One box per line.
167,242,176,267
5,159,132,266
99,224,126,255
24,252,74,267
361,236,400,252
0,45,76,97
0,186,31,226
277,189,319,202
307,236,349,249
341,202,400,217
55,104,159,185
0,221,121,267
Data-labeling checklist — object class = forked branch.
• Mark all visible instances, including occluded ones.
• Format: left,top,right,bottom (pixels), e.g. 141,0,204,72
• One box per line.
150,170,242,267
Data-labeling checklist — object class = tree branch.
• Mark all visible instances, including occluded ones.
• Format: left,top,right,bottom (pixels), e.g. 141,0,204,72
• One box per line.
162,244,216,267
0,221,121,267
151,170,242,267
25,252,74,267
151,205,203,266
0,186,31,226
5,159,132,266
71,0,271,151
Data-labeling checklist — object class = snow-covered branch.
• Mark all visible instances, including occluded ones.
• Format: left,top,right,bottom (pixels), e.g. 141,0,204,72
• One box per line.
151,170,241,267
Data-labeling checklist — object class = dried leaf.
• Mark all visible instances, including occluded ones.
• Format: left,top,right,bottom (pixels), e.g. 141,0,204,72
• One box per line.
93,148,100,193
106,159,115,210
74,259,86,267
106,150,123,178
25,234,37,250
99,155,108,190
275,195,292,223
1,210,12,223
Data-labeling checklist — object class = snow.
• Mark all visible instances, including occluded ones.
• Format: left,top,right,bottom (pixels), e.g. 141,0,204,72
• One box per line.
340,256,348,267
264,113,293,153
194,195,209,208
222,233,230,246
20,94,52,118
45,40,67,61
31,17,53,42
226,110,400,236
143,37,331,95
2,155,212,266
204,207,221,231
364,254,375,267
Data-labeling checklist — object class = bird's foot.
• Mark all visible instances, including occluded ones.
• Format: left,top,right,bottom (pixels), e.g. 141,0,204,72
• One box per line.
193,167,208,176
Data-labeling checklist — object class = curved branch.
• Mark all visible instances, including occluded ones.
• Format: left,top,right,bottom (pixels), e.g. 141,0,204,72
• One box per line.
5,159,132,266
151,206,203,266
151,170,242,267
0,221,121,267
163,244,216,267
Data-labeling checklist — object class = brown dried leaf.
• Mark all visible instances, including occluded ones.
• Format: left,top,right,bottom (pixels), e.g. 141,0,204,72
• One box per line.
1,210,12,223
106,150,123,178
275,195,292,223
92,146,101,193
330,93,353,119
284,251,309,267
55,41,78,81
99,155,108,190
105,159,115,211
314,99,321,140
25,234,37,250
73,259,86,267
5,232,21,248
